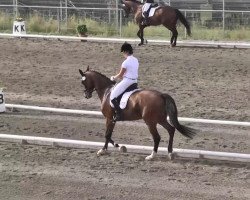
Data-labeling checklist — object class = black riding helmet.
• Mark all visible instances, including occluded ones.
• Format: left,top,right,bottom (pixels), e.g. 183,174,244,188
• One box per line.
121,42,133,54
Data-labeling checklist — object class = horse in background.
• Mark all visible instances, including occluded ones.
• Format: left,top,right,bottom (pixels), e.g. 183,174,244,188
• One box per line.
121,0,191,47
79,67,196,160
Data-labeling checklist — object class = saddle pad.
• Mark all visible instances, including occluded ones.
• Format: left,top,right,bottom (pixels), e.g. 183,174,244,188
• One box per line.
142,5,160,17
120,89,141,109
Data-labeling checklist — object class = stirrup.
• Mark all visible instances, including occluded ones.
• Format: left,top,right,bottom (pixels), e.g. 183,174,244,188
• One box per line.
141,20,148,26
113,113,123,122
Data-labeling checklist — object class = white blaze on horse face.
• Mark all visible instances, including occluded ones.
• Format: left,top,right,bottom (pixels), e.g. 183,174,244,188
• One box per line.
81,76,86,81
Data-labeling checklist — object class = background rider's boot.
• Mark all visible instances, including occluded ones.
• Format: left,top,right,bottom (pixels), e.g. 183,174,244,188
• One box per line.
142,11,149,25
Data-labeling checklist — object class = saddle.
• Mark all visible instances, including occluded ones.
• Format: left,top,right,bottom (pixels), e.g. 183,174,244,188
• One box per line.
110,83,140,109
142,3,160,18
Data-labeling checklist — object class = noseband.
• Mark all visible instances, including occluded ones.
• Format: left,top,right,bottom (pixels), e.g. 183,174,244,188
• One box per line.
84,88,96,98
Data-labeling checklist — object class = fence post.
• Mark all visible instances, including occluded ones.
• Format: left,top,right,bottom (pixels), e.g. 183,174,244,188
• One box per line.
108,8,111,24
119,9,122,37
13,0,18,19
65,0,68,31
116,0,119,35
60,1,63,22
223,0,225,32
57,8,61,33
185,10,187,38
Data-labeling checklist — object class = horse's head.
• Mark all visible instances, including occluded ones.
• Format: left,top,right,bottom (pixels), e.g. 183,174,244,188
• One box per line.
79,67,115,100
120,0,131,18
121,0,142,18
79,66,95,99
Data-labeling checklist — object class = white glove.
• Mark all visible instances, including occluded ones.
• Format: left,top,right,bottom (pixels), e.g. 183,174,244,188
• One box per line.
110,76,116,81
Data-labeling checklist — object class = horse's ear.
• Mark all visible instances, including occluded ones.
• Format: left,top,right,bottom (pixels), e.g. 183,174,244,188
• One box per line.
86,66,90,71
79,69,84,76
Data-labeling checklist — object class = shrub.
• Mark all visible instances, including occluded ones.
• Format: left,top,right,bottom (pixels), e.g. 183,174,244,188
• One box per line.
76,24,87,34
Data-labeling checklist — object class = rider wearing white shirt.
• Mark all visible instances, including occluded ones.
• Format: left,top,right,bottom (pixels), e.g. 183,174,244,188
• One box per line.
110,42,139,121
141,0,155,26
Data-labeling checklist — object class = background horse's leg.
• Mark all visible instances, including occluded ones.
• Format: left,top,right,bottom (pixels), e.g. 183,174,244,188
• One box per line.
145,123,161,160
97,118,117,155
169,28,178,47
137,26,146,46
172,28,178,47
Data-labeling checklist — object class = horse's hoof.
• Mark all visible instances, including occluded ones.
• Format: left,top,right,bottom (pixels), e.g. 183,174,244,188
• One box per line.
145,39,148,44
114,143,119,148
166,153,172,161
138,43,143,46
145,151,157,161
97,149,107,156
119,146,127,153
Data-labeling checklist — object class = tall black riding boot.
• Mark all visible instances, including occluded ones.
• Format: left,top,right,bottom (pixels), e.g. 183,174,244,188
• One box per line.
111,98,123,122
142,11,149,26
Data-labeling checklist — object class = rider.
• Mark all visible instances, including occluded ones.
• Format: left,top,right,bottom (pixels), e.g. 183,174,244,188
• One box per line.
141,0,155,26
110,42,139,122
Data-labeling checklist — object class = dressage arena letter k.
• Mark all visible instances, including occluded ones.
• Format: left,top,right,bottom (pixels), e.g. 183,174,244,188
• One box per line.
14,25,19,32
21,25,25,32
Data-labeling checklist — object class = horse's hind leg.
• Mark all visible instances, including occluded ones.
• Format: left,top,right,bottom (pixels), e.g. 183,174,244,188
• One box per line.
145,123,161,160
173,29,178,47
159,120,175,159
167,26,178,47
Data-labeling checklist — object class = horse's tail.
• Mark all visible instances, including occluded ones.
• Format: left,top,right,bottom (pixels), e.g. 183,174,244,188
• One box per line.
162,94,196,139
175,9,191,36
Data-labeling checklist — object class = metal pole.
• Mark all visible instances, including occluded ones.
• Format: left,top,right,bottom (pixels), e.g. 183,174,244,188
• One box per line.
184,10,187,38
57,8,60,33
108,8,111,24
13,0,15,18
60,1,63,22
16,0,18,18
65,0,68,31
116,0,119,34
119,9,122,37
223,0,225,31
13,0,18,19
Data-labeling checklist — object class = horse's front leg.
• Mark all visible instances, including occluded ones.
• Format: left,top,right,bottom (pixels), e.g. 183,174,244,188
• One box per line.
137,26,145,46
97,118,117,156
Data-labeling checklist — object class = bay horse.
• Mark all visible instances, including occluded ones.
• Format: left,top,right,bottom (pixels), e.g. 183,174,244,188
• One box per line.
121,0,191,47
79,67,196,160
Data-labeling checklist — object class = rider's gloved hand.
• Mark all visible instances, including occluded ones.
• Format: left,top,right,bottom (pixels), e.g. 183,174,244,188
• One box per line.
110,76,116,81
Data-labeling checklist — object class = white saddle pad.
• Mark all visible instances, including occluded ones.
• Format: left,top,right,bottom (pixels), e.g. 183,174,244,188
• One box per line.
110,89,141,109
142,5,160,17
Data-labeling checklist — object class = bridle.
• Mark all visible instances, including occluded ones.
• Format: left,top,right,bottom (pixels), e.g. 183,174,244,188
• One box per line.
83,88,95,99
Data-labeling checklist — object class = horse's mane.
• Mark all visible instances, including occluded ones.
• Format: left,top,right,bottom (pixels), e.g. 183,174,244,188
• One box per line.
90,70,111,82
125,0,142,5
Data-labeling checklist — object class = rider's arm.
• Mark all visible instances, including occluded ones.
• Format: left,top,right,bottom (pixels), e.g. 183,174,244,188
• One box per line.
113,67,126,80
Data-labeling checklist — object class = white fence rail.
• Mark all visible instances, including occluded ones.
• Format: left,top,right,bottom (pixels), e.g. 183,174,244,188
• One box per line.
5,104,250,126
1,33,250,48
0,134,249,162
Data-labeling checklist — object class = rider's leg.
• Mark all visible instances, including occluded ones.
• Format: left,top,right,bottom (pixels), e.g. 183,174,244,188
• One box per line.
142,11,149,25
111,98,122,121
110,78,136,121
142,4,152,26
